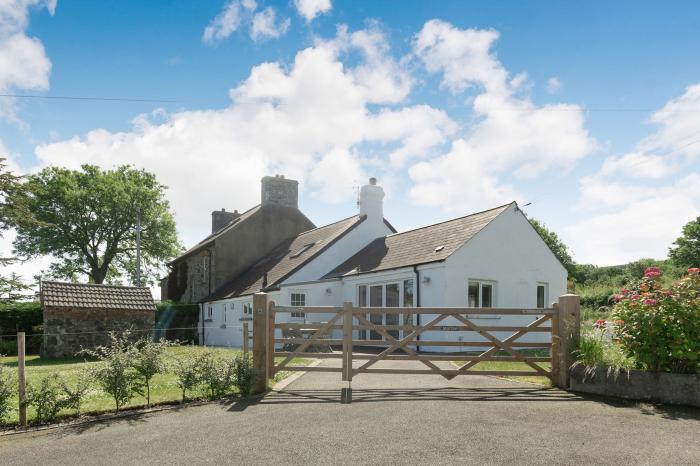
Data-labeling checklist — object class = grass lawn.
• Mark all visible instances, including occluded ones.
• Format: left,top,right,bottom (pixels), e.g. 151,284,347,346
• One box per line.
0,345,309,427
451,351,553,386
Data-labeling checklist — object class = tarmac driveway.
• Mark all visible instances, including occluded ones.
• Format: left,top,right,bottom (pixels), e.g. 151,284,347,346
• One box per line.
2,359,699,465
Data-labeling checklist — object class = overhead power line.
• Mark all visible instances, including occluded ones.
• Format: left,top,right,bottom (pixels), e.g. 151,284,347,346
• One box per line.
0,93,181,103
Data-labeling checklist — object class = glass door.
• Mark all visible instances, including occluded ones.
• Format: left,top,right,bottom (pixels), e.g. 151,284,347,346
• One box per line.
369,285,383,340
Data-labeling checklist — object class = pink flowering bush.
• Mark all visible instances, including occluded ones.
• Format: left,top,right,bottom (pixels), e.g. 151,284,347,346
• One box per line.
611,267,700,374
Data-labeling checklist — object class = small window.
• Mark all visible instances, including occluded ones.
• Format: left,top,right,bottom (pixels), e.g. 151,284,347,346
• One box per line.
207,305,213,319
290,243,314,258
291,292,306,318
243,303,252,315
468,280,496,308
403,279,414,308
358,285,368,307
537,283,548,308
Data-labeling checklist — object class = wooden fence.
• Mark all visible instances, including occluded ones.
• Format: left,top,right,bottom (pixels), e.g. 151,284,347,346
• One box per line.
252,293,581,394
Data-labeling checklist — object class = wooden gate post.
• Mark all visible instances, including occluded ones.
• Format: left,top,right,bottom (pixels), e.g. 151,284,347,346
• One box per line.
556,294,581,388
243,322,249,355
252,293,269,395
342,302,353,382
267,301,276,381
17,332,27,427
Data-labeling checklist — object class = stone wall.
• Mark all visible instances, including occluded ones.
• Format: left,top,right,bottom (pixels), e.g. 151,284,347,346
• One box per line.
43,306,154,358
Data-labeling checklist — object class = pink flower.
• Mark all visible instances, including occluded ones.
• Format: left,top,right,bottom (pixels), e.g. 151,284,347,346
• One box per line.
612,294,623,303
615,319,625,326
644,267,662,279
620,288,630,295
688,268,700,275
643,298,657,306
630,294,640,300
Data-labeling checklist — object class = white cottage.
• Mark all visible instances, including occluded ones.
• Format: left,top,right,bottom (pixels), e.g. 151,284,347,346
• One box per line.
199,178,566,351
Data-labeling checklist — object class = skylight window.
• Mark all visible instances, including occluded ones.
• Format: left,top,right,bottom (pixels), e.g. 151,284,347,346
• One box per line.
435,245,445,252
290,243,315,258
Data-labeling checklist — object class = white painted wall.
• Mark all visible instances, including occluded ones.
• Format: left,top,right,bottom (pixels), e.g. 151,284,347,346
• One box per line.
202,203,567,352
284,216,393,284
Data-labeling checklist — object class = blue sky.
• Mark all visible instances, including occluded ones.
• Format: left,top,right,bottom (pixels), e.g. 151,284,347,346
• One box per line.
2,0,700,282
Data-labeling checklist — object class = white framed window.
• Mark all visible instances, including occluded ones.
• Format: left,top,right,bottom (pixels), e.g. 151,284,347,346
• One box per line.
206,305,213,320
290,292,306,318
537,283,548,308
357,280,414,340
468,280,496,308
243,302,252,315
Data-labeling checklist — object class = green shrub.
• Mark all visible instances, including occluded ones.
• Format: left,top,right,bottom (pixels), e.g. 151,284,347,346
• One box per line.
572,332,635,380
171,352,202,403
59,369,92,416
0,358,14,421
81,331,141,412
26,375,64,424
198,350,236,399
132,338,171,407
233,353,254,397
611,267,700,374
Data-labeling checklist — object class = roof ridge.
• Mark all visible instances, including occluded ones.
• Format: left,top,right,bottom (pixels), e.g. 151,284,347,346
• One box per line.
295,214,361,237
41,280,150,290
386,202,514,238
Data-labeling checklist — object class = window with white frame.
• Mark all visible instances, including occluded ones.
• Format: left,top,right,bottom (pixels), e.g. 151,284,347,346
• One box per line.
357,280,414,340
468,280,495,308
243,303,252,315
206,305,213,320
290,292,306,318
537,283,548,308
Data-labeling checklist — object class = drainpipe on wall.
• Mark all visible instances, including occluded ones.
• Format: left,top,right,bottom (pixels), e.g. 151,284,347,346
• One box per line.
199,303,205,346
414,265,420,353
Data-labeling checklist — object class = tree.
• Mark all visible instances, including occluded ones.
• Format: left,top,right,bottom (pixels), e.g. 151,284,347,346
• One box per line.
12,165,181,285
0,157,33,298
669,216,700,269
528,218,577,278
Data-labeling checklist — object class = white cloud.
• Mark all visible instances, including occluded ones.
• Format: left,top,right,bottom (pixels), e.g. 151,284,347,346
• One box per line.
34,25,455,247
414,20,508,96
567,83,700,264
566,177,700,265
250,6,290,41
202,0,243,45
546,76,562,94
0,0,54,121
294,0,331,22
203,0,290,45
409,20,596,210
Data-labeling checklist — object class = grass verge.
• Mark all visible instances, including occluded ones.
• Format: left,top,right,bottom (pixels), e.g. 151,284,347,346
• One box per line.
0,345,309,427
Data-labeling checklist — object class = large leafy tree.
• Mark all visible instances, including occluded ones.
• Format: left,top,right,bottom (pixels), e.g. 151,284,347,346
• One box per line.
528,218,577,278
12,165,181,285
669,216,700,268
0,157,33,299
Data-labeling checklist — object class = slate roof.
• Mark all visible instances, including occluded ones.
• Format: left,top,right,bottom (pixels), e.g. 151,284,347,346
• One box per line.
324,203,513,278
206,215,366,300
170,204,262,264
41,281,156,311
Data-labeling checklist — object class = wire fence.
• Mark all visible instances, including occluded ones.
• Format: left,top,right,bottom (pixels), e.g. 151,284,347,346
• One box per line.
0,326,246,339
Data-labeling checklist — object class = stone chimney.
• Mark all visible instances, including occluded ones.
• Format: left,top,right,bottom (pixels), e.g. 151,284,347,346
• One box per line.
359,177,384,221
211,208,240,233
261,175,298,209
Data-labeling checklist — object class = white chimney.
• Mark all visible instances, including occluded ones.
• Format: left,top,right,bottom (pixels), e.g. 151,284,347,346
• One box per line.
359,177,384,221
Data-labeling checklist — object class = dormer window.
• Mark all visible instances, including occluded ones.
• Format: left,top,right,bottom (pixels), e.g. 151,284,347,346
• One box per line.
290,242,315,258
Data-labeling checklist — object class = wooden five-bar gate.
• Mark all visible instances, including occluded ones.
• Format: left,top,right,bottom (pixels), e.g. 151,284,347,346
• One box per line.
252,293,580,394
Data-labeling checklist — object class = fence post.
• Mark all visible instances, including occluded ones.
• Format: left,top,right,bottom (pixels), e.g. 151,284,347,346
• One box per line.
17,332,27,427
550,302,560,387
243,322,249,355
252,293,269,395
556,294,581,389
342,302,353,382
267,301,276,381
